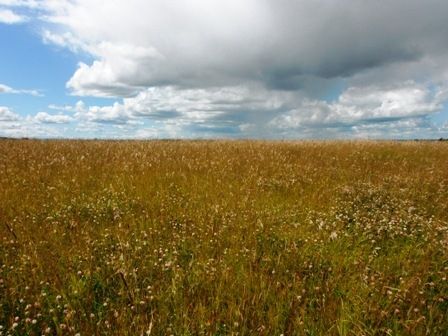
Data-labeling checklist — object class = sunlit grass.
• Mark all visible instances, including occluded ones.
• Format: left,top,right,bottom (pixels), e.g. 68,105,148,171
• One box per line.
0,140,447,335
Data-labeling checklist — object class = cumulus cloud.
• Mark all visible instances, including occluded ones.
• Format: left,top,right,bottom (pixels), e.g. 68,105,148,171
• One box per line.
270,82,441,129
0,107,72,138
0,121,63,138
25,0,448,97
33,111,73,124
50,82,444,139
0,8,27,24
70,85,295,128
0,106,20,121
2,0,448,138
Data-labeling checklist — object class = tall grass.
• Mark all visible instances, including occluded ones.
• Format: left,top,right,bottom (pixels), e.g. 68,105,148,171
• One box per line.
0,140,447,335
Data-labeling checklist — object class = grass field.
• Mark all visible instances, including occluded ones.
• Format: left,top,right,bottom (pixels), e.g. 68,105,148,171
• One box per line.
0,140,447,335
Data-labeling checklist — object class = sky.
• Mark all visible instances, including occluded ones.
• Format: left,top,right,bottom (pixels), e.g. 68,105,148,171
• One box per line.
1,0,448,139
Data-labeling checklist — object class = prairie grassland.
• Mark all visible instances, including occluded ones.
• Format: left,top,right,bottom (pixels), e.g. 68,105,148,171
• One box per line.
0,140,447,336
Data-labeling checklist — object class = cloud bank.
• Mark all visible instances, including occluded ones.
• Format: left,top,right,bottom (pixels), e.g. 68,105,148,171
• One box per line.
0,106,73,138
2,0,448,138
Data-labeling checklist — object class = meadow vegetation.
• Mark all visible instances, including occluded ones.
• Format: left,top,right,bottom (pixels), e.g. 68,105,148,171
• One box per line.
0,140,447,335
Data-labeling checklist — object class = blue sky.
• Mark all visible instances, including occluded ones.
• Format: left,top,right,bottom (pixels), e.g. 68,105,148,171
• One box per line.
0,21,118,137
1,0,448,139
1,24,77,111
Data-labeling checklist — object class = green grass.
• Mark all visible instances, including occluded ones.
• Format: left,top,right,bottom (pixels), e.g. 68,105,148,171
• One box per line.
0,140,447,335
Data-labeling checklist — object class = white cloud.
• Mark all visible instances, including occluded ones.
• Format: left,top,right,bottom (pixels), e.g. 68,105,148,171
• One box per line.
66,41,166,97
0,83,42,96
0,8,27,24
2,0,442,97
21,0,448,98
33,111,73,124
270,82,441,129
0,108,72,138
0,84,14,93
72,101,134,124
0,0,39,8
41,30,87,53
0,106,20,121
2,0,448,138
71,85,295,126
56,81,445,138
0,121,62,138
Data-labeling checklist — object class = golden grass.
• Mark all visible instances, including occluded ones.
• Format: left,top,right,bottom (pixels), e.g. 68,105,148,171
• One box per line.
0,140,447,335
